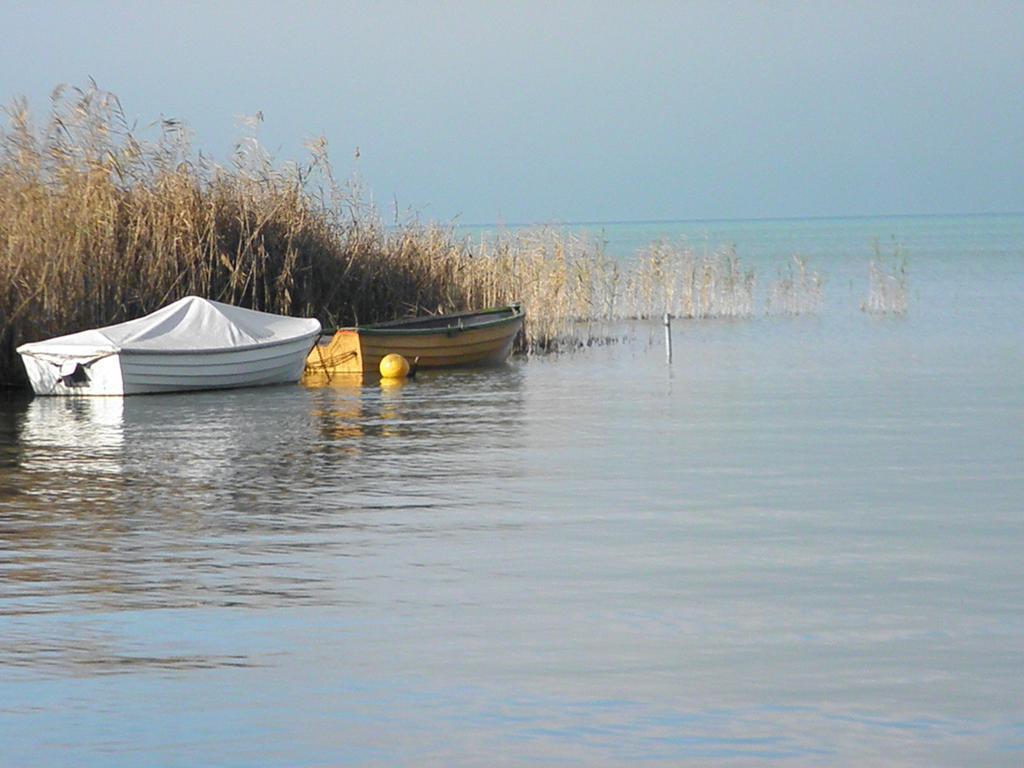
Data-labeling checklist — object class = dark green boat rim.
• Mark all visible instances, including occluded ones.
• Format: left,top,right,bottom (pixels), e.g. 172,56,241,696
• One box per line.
322,303,523,337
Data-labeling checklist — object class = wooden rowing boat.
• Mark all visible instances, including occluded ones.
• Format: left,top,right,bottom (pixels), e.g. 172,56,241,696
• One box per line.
304,304,524,378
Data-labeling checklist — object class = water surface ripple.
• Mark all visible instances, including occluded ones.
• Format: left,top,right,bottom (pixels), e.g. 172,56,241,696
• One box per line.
1,217,1023,766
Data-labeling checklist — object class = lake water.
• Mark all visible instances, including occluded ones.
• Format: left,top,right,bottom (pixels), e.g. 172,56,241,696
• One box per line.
1,215,1022,766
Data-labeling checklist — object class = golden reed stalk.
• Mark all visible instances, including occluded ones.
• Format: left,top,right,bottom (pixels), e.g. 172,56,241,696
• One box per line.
0,85,834,388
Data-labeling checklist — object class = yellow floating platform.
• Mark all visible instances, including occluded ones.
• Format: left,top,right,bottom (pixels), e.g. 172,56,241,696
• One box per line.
304,304,524,379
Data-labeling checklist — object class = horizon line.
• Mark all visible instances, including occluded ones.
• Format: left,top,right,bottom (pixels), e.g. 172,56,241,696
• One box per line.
451,210,1024,230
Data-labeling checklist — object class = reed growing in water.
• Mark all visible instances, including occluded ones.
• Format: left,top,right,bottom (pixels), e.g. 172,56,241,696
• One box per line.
626,242,757,320
0,84,878,388
861,240,909,316
767,255,825,315
0,85,743,386
0,85,473,386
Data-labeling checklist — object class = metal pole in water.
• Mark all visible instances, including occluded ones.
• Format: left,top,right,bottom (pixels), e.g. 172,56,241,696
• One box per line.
663,312,672,364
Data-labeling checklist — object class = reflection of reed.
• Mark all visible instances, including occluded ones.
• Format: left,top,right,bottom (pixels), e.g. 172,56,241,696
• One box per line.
0,395,30,501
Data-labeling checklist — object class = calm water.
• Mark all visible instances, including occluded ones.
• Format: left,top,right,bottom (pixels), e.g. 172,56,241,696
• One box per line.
1,215,1023,766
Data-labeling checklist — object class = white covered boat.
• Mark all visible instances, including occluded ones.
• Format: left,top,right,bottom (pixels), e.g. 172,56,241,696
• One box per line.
17,296,321,396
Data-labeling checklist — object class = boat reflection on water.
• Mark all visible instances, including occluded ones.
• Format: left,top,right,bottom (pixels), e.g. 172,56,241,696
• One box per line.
1,396,128,520
18,396,126,475
304,375,415,447
300,365,528,518
305,378,367,449
0,396,133,626
304,365,525,453
0,365,527,622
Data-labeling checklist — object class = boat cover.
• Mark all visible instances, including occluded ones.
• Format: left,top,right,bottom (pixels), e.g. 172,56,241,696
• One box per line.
18,296,321,363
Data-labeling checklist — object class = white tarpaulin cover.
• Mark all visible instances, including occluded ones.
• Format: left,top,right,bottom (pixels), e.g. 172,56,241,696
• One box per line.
18,296,322,362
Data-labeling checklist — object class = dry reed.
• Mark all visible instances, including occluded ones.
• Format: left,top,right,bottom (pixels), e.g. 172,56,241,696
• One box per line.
767,255,824,315
626,241,756,319
1,84,887,389
0,85,474,386
861,240,908,315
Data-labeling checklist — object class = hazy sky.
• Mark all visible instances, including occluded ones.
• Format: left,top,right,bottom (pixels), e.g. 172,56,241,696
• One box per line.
1,1,1021,223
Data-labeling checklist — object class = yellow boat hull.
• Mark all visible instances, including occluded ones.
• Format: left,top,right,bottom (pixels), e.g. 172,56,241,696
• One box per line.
303,305,524,379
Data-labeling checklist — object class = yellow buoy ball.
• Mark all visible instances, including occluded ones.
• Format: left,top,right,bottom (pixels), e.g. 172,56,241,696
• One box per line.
379,353,410,379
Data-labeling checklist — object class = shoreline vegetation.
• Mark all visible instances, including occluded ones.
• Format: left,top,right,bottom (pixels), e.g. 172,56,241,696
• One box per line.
0,85,906,390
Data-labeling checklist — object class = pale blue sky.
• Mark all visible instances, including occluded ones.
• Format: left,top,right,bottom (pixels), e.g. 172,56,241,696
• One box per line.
1,1,1021,223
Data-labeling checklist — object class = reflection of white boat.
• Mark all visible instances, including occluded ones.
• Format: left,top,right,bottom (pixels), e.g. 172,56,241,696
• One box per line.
19,397,125,476
17,296,321,396
9,397,127,490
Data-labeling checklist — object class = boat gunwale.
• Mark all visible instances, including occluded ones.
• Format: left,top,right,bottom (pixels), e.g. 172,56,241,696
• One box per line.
322,304,523,338
19,328,322,359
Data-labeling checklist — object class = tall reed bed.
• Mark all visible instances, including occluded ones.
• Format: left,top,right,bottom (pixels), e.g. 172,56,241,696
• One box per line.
0,86,473,386
0,81,771,385
0,84,893,388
